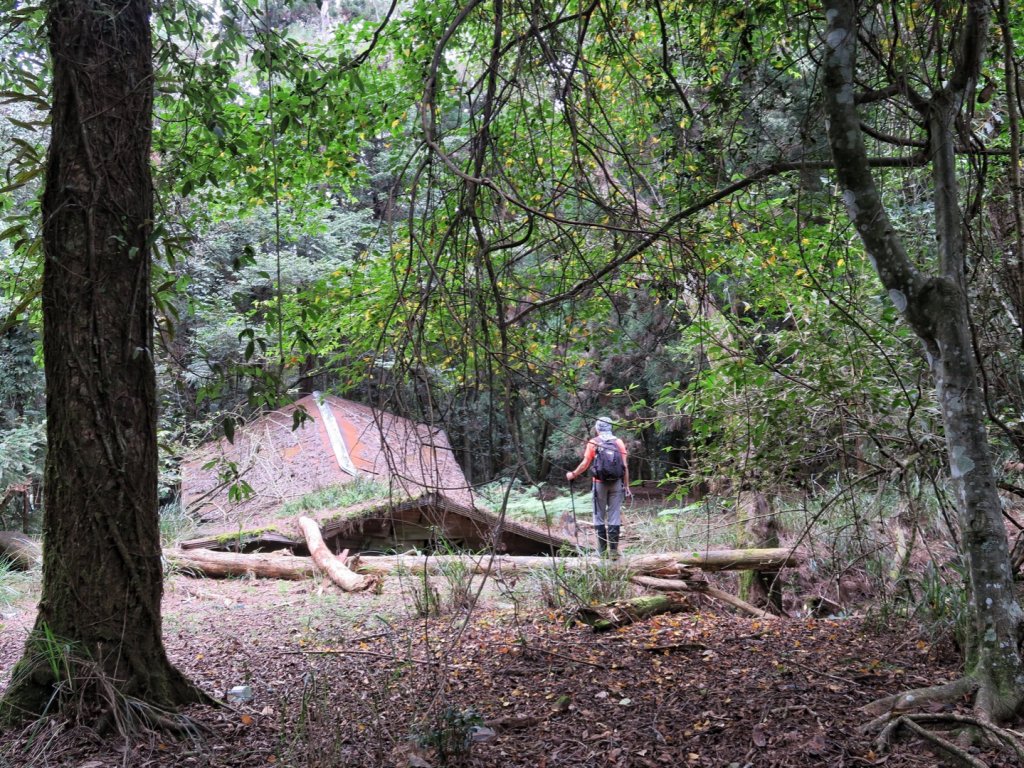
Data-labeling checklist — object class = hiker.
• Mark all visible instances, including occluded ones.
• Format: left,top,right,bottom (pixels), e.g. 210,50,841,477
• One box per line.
566,417,630,558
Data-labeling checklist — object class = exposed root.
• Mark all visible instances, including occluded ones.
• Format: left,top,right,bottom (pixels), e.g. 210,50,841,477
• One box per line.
122,696,214,739
860,676,978,718
876,715,988,768
868,711,1024,768
1,640,211,737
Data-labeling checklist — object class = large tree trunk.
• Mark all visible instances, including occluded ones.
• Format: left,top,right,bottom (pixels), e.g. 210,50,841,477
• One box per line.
822,0,1024,721
1,0,203,722
575,594,690,632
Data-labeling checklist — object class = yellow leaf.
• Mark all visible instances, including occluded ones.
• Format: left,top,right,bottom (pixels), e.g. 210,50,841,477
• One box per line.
241,714,254,725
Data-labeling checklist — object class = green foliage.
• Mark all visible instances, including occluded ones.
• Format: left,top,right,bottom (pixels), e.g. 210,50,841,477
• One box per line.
532,555,632,614
0,421,44,496
476,480,578,526
0,556,37,608
631,500,736,552
159,498,200,547
414,707,481,768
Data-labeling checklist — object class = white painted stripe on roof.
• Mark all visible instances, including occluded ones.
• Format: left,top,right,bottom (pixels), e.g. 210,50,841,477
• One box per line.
313,391,358,476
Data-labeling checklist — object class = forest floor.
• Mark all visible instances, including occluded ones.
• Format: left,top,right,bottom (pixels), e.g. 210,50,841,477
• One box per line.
0,569,1016,768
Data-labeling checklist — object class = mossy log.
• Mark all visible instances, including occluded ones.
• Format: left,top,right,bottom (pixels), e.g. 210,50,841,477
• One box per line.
0,531,41,570
631,575,778,620
575,594,691,631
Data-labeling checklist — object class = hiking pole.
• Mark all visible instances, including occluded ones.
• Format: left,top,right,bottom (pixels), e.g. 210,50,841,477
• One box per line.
568,476,580,550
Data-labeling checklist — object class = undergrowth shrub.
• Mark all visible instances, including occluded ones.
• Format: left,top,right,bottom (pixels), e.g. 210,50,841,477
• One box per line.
159,497,199,546
0,555,39,609
904,559,970,652
414,706,481,768
401,543,479,618
531,555,632,612
408,570,442,618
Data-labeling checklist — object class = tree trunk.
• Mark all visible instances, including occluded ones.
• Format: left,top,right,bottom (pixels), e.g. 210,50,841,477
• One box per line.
734,490,783,614
822,0,1024,721
350,548,797,576
631,575,777,620
1,0,203,722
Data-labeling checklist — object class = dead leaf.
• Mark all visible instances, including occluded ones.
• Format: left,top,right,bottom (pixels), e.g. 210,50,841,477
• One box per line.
803,732,828,755
751,723,768,747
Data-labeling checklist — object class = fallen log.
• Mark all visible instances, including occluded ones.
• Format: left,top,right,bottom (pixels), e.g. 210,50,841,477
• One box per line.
630,575,693,591
0,531,41,570
631,575,777,620
575,594,690,631
164,547,799,582
166,548,317,580
298,516,372,592
351,548,798,576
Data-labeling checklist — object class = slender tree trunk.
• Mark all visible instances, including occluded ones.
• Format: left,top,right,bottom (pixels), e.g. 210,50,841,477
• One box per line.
1,0,203,721
821,0,1024,721
735,489,783,614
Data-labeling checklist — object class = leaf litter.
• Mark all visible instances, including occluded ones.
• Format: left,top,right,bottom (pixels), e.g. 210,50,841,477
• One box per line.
0,574,1015,767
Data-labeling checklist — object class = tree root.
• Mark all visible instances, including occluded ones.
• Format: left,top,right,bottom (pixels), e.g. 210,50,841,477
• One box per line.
861,677,978,718
868,711,1024,768
876,716,987,768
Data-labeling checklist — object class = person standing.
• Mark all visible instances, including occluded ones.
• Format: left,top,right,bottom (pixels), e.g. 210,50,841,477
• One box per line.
566,417,630,558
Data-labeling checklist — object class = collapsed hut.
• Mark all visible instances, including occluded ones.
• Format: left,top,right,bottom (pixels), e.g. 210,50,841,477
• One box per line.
179,393,573,556
172,393,801,617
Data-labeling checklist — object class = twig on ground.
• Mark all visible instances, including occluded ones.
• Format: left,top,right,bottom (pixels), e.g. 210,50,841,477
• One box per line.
520,643,609,669
783,656,862,688
285,648,452,666
642,642,708,653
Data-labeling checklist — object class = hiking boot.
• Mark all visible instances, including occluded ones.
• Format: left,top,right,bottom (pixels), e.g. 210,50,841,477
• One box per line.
608,526,620,560
595,525,608,556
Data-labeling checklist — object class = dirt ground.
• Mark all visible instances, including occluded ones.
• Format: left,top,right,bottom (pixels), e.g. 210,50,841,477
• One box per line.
0,570,1016,768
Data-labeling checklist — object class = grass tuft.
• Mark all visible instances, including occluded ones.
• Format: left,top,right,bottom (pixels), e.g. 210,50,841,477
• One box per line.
277,478,392,518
